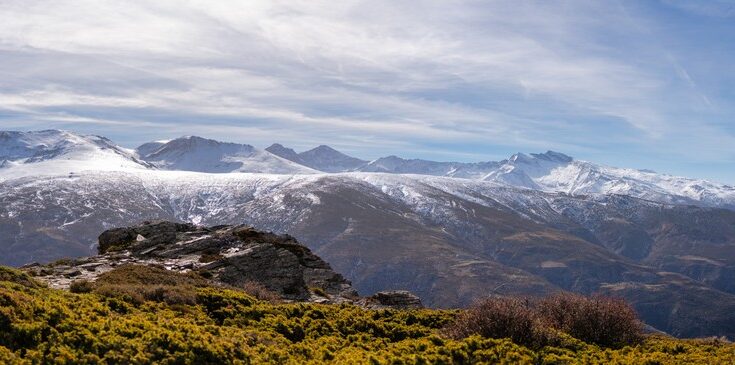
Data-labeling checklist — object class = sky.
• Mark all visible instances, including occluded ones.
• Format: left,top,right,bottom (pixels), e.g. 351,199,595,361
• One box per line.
0,1,734,183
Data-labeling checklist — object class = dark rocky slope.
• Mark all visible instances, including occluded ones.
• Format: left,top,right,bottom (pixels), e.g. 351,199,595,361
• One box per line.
22,221,420,307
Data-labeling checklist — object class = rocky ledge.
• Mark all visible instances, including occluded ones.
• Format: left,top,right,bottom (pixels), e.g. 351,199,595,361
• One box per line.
22,221,422,307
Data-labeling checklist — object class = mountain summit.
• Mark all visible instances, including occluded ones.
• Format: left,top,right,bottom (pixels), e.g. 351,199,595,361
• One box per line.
137,136,316,174
0,130,150,180
265,143,306,165
296,145,368,172
2,131,733,210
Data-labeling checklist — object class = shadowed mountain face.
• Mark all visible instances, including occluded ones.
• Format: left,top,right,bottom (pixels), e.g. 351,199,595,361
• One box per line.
3,171,735,338
296,145,368,172
266,143,306,165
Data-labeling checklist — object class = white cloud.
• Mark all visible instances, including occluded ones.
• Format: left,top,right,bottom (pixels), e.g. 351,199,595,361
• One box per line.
0,0,733,174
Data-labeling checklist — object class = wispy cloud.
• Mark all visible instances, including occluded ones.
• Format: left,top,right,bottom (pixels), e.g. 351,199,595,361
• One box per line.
0,0,733,182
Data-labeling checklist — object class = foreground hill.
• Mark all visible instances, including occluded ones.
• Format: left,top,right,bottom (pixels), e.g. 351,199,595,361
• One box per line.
1,265,734,364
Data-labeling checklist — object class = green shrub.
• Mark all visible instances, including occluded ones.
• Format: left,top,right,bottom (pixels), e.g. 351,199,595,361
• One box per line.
310,286,328,298
0,267,43,289
93,283,146,305
0,265,730,364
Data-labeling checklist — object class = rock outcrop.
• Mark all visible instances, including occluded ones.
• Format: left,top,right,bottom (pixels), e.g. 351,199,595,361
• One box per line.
25,221,360,303
361,290,423,309
23,221,422,308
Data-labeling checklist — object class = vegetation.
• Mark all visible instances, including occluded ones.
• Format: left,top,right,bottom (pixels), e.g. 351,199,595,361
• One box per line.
0,267,43,289
0,266,734,364
444,294,642,349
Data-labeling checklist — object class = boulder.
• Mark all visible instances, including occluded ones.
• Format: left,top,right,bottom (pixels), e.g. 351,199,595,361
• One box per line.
364,290,423,309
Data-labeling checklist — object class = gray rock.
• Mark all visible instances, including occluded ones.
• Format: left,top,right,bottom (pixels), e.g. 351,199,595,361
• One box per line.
27,221,378,304
362,290,423,309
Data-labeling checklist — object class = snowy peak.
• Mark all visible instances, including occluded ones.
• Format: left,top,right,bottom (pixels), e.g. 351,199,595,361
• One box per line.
1,130,128,162
297,145,367,173
265,143,306,165
507,151,573,166
2,130,733,210
0,130,151,179
138,136,316,174
483,151,735,209
531,151,573,163
360,155,410,172
135,141,167,158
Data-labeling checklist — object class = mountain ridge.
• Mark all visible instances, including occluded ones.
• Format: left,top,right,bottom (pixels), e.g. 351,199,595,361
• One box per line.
3,129,735,337
3,169,735,337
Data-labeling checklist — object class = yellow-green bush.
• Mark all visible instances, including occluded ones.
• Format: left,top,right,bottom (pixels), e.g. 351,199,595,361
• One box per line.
0,268,734,364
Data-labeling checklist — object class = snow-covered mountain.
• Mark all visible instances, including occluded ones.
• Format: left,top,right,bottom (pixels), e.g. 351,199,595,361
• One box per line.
136,136,317,174
265,143,307,165
3,129,735,337
357,155,501,179
296,145,368,172
2,168,735,338
0,130,151,181
483,151,735,210
3,130,733,209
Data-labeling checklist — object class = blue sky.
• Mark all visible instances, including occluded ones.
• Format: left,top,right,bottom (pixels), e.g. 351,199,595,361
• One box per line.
0,1,734,183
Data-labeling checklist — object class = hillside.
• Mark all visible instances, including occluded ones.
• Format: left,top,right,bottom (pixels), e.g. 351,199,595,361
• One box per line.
4,172,735,338
1,265,734,364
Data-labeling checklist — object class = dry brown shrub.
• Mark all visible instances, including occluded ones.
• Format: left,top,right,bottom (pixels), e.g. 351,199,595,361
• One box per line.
141,285,197,305
69,279,94,293
442,297,556,348
95,265,209,287
199,253,224,263
537,293,643,348
89,265,204,305
443,293,643,348
241,281,281,303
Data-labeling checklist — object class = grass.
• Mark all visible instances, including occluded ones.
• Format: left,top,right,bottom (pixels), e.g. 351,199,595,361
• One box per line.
0,265,734,364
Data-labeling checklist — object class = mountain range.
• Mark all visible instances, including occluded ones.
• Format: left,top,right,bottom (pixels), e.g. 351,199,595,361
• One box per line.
2,129,735,338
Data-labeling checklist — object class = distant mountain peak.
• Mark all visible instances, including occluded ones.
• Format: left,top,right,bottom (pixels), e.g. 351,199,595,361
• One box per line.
265,143,305,165
136,136,314,174
509,151,573,165
531,151,573,163
0,130,152,177
306,145,342,155
298,145,367,173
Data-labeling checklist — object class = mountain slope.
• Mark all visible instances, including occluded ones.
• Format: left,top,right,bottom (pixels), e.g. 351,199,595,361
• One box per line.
4,170,735,337
483,151,735,210
357,155,501,179
297,145,367,172
0,130,151,181
137,136,317,174
127,135,735,210
265,143,307,165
